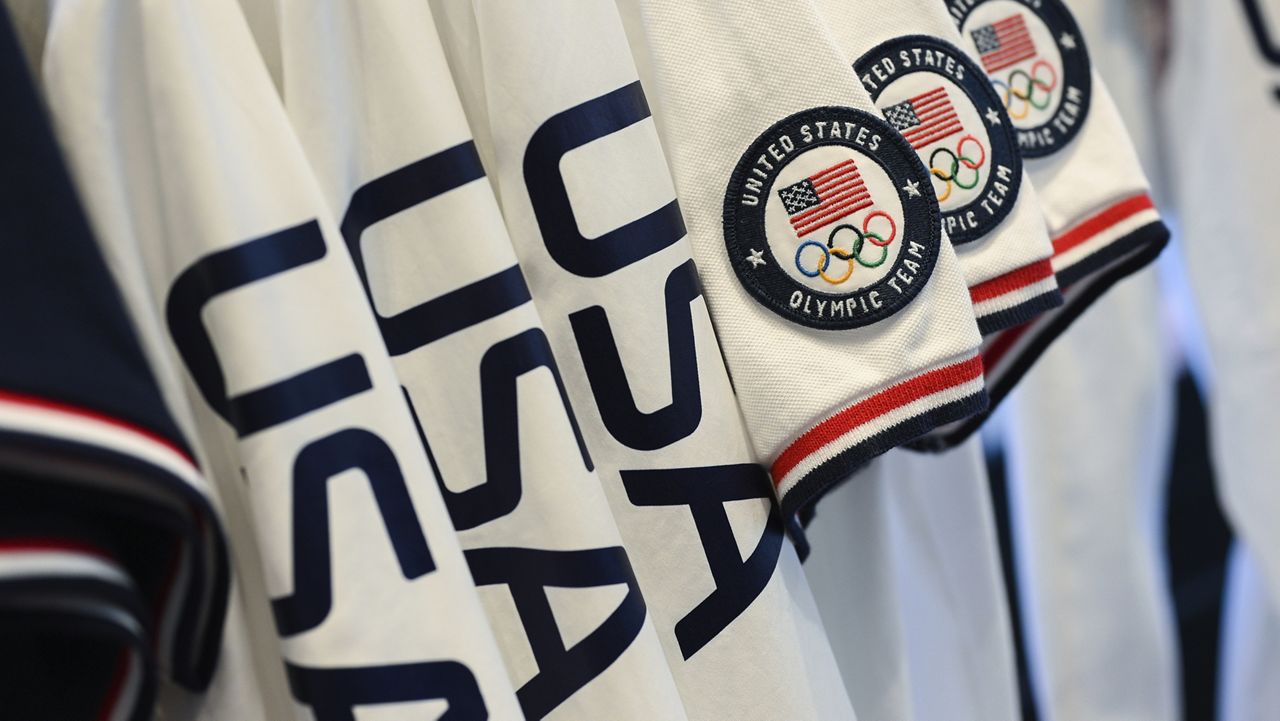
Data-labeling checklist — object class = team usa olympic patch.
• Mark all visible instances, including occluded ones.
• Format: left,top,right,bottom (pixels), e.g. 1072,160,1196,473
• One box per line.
857,35,1023,245
947,0,1092,158
723,107,940,331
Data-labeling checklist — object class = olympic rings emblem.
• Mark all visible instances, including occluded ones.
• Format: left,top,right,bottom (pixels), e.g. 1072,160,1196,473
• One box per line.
991,60,1058,119
794,210,898,286
929,135,986,203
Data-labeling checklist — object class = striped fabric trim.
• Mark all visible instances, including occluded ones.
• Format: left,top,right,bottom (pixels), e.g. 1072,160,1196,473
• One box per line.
909,193,1169,451
982,196,1158,367
1051,194,1158,279
0,391,227,690
0,391,197,477
772,355,988,519
0,540,129,589
0,543,152,721
970,258,1063,335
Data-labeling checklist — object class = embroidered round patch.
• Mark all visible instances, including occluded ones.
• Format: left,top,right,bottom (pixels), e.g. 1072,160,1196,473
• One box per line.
947,0,1092,158
723,107,940,331
856,35,1023,246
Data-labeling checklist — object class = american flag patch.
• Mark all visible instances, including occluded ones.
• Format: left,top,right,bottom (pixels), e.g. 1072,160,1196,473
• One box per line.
971,14,1038,73
777,160,872,238
883,88,965,150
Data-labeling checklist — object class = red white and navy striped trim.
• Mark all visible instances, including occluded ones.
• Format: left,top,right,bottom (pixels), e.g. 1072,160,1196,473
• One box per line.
0,538,129,589
0,540,154,721
970,258,1064,335
772,355,988,521
0,390,228,690
1050,194,1160,286
0,390,195,473
910,193,1168,451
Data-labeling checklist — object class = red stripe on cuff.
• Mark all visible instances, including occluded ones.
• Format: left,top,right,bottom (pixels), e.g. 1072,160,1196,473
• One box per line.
771,355,985,484
969,258,1056,303
982,321,1032,370
1052,194,1155,256
985,194,1158,368
0,538,114,560
0,389,194,466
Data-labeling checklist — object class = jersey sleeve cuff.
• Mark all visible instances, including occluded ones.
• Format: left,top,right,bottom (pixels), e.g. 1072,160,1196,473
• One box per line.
770,353,988,524
970,258,1065,335
911,193,1169,450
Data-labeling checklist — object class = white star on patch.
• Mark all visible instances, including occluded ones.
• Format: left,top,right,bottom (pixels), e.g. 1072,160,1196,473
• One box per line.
903,180,922,198
985,107,1002,126
745,249,767,268
1060,33,1076,49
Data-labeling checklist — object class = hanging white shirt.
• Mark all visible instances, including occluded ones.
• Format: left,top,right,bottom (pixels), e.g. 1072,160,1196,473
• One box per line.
41,1,524,718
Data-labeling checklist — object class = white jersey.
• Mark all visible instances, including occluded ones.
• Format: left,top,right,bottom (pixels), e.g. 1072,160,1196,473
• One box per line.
1006,270,1177,721
41,1,524,719
1004,2,1181,720
432,1,856,718
919,0,1170,448
805,440,1021,721
1220,545,1280,721
1165,0,1280,611
619,0,984,530
1164,0,1280,715
250,2,687,718
816,0,1063,337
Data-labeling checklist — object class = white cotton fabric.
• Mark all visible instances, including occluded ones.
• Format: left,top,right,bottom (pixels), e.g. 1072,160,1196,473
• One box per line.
1006,81,1151,247
815,0,1058,325
1006,271,1178,721
1164,0,1280,713
617,0,982,511
1219,545,1280,721
805,439,1021,721
913,0,1170,449
252,1,687,717
1003,2,1182,719
27,0,296,716
431,1,857,719
801,458,915,720
948,0,1155,247
40,1,523,718
159,594,287,721
1164,0,1280,619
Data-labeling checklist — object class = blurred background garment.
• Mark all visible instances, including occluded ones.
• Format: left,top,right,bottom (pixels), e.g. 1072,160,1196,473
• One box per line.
806,439,1022,721
1218,547,1280,721
1163,0,1280,615
1162,0,1280,718
1002,3,1180,720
